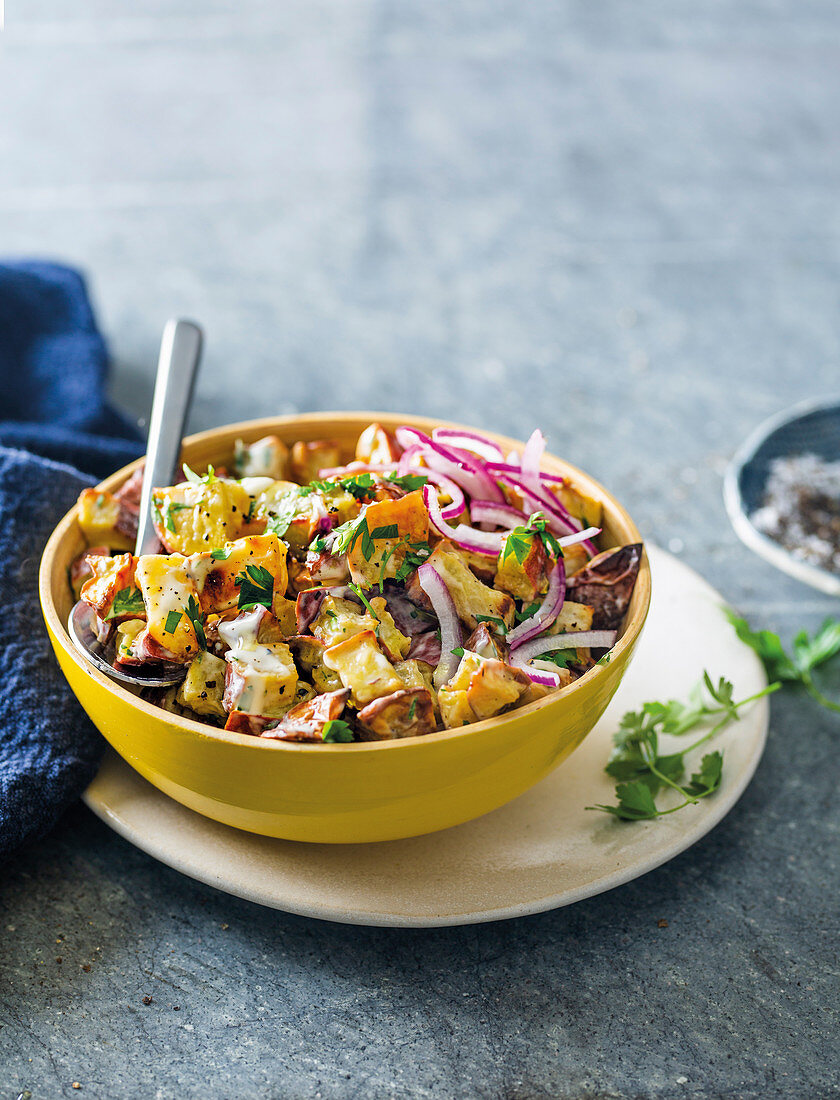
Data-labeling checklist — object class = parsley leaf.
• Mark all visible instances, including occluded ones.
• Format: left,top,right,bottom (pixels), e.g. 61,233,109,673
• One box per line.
234,565,274,611
164,610,182,634
105,587,145,621
408,698,417,720
451,646,465,657
385,472,428,492
726,611,840,712
266,490,306,540
185,595,206,650
589,670,779,820
210,547,231,561
322,719,354,743
348,581,380,621
182,462,217,486
501,512,562,565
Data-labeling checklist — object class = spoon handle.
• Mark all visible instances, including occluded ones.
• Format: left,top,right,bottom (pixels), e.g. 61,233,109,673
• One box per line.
135,319,203,556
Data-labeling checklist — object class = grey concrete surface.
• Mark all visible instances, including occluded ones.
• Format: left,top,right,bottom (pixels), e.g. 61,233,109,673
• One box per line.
1,1,840,1097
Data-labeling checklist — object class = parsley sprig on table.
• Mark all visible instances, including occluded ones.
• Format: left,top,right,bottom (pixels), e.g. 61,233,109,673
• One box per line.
726,612,840,714
588,672,779,821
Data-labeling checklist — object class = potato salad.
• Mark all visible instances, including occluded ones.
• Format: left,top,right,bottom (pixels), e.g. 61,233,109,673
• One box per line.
72,424,642,742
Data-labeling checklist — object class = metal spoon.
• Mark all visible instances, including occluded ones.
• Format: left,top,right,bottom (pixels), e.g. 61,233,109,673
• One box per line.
724,394,840,597
68,318,203,686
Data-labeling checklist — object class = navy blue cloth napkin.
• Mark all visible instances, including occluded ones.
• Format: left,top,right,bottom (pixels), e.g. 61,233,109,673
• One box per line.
0,261,143,862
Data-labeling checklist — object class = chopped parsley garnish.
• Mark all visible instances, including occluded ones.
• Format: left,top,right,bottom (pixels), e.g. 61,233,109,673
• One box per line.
515,600,541,623
408,698,417,720
164,610,182,634
245,497,257,523
502,512,562,564
234,564,275,611
266,490,305,539
327,515,399,560
534,650,573,669
451,646,465,657
162,499,192,532
182,462,217,486
376,536,431,590
105,587,145,621
322,719,354,743
587,672,779,821
348,582,380,623
185,595,206,650
385,472,428,492
210,547,231,561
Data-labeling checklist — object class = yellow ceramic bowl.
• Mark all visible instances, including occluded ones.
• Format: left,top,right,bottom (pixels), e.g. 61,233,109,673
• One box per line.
40,413,651,843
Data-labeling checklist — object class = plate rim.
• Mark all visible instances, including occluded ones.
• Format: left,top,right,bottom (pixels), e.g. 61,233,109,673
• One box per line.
82,546,770,928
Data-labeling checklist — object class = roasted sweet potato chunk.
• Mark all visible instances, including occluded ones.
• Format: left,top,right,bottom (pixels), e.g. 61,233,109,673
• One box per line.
565,544,642,630
263,688,351,742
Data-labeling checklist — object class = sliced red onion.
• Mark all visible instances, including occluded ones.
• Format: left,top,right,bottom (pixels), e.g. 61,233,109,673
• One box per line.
397,443,424,475
510,629,617,687
507,558,566,647
512,630,617,664
417,562,463,688
423,447,504,505
423,485,503,556
521,428,546,487
431,428,504,462
557,526,601,548
396,425,504,504
487,462,569,487
469,500,527,528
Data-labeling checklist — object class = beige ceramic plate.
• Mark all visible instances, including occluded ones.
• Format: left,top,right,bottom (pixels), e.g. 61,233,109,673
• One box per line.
83,547,769,927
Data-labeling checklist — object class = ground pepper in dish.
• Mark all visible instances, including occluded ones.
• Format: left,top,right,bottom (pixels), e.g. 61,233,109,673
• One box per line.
751,453,840,575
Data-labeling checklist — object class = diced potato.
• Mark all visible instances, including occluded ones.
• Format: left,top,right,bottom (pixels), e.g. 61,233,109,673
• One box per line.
547,601,594,635
177,651,227,718
438,651,529,726
562,543,590,578
495,532,549,603
322,630,404,707
194,533,288,615
517,680,562,708
135,554,201,660
368,597,410,661
305,548,350,587
290,439,342,483
77,489,135,551
70,545,108,600
223,640,299,718
233,435,290,480
438,689,474,730
451,545,495,582
273,596,298,636
357,688,437,740
80,553,138,621
288,636,344,693
115,619,145,663
464,659,529,720
310,596,370,647
394,659,437,698
548,481,602,529
355,423,401,465
346,491,429,588
420,542,514,630
151,477,253,556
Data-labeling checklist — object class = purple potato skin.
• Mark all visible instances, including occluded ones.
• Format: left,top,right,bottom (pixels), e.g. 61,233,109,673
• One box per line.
566,544,643,631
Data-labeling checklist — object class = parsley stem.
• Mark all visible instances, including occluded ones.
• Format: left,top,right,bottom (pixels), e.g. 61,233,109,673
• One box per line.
646,758,700,805
680,682,781,756
802,674,840,714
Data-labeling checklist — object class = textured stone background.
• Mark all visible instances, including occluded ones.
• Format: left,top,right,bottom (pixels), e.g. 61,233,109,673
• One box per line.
1,2,839,1097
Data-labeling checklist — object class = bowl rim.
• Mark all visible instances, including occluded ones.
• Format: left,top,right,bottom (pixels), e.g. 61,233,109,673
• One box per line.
40,411,651,754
